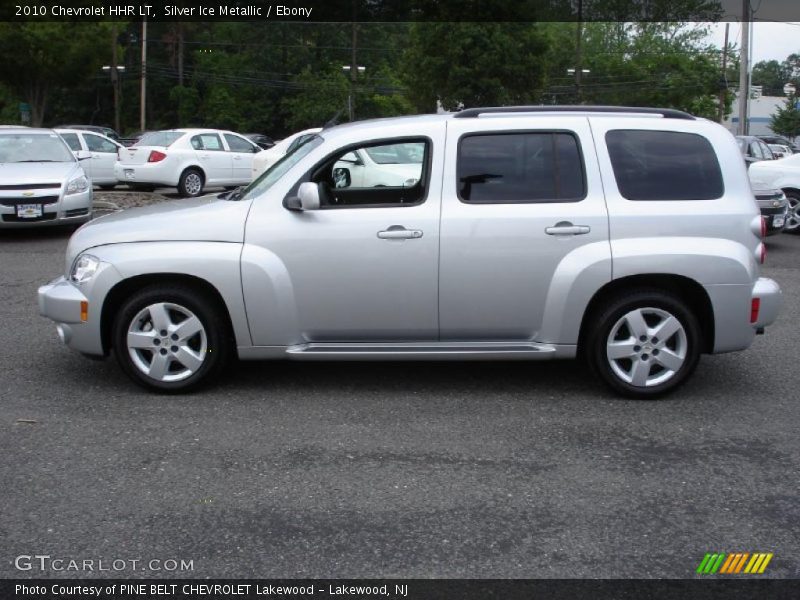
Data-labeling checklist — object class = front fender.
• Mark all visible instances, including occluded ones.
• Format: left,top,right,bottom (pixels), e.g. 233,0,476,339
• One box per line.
88,241,251,348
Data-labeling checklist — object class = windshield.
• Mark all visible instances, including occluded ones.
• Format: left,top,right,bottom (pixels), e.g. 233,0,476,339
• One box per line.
0,132,75,163
240,134,323,201
136,131,183,147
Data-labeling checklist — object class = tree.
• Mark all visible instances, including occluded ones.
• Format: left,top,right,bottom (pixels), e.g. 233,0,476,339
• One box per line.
770,95,800,140
400,23,549,112
0,23,113,126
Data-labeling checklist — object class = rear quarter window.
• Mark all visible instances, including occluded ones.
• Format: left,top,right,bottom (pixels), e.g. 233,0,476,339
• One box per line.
606,130,724,201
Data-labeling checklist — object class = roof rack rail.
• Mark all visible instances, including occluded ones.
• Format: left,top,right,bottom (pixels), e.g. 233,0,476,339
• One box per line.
452,105,695,120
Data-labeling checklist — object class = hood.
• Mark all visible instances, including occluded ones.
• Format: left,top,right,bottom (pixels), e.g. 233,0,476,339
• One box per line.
66,195,251,271
0,161,82,185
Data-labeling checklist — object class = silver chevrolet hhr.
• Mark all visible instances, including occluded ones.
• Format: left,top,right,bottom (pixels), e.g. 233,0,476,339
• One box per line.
0,128,93,227
38,107,782,398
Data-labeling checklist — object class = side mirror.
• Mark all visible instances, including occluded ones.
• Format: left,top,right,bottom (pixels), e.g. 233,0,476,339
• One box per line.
75,150,92,161
285,181,321,211
332,167,351,189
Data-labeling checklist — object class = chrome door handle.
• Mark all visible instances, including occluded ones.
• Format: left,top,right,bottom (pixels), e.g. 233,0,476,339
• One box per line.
545,222,591,236
233,155,242,160
377,225,423,240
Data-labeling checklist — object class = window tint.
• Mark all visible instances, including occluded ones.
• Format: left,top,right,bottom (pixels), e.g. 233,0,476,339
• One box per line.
606,130,723,201
758,141,774,160
224,134,257,153
84,134,117,153
750,141,763,160
309,139,429,208
191,134,223,151
60,133,81,151
457,132,585,203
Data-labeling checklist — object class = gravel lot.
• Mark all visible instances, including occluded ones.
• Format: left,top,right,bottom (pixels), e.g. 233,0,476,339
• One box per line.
1,200,798,579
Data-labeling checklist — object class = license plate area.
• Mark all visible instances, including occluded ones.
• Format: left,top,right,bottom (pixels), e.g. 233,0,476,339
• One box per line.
124,169,135,180
16,204,43,219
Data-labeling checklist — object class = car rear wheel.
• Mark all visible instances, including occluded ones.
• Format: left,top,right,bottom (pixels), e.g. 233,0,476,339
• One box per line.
784,190,800,233
112,285,231,392
586,290,701,399
179,169,204,197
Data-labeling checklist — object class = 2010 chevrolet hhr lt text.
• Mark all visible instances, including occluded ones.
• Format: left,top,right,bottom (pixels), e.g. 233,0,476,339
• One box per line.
38,106,782,398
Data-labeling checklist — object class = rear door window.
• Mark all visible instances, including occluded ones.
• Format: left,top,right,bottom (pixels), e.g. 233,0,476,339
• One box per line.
606,130,724,201
457,132,586,203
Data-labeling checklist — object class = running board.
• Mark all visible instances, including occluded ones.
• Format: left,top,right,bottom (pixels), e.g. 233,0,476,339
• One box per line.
284,342,558,361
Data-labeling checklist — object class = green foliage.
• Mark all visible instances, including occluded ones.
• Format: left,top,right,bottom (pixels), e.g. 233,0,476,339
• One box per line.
752,55,800,97
281,67,349,131
770,95,800,140
0,22,115,125
401,23,549,111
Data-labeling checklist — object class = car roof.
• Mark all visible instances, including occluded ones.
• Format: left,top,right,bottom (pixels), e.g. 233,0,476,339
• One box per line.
0,127,55,134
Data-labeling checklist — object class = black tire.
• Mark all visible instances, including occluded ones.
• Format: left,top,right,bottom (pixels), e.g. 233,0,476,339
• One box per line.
178,168,204,197
585,289,702,399
112,284,232,393
784,190,800,234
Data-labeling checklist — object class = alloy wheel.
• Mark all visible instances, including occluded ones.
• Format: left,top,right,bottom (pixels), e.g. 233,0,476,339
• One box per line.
606,307,688,388
786,195,800,232
126,302,207,382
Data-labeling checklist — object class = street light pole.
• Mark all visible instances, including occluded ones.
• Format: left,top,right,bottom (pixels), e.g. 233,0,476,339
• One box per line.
737,0,750,135
140,18,147,132
111,24,120,133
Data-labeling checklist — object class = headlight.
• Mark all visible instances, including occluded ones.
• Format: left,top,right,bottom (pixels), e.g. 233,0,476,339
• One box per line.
71,254,100,284
66,175,89,195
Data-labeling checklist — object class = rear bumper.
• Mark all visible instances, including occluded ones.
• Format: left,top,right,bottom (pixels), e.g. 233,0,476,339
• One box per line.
752,277,782,329
114,161,178,187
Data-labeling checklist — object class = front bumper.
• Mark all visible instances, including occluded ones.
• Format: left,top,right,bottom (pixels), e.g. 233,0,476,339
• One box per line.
0,189,92,228
38,263,123,356
752,277,782,329
759,204,789,235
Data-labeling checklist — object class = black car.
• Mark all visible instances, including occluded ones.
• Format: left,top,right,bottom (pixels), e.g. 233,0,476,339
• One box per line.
757,135,800,154
244,133,275,150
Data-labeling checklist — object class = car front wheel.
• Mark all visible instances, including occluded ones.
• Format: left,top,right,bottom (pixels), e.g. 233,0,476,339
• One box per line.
587,290,701,399
112,285,230,392
784,190,800,233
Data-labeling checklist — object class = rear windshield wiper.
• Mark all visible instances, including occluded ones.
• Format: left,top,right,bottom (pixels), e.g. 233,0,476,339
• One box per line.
14,160,61,163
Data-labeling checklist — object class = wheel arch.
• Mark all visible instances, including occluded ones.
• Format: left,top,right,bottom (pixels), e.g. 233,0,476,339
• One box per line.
101,273,233,355
577,274,715,356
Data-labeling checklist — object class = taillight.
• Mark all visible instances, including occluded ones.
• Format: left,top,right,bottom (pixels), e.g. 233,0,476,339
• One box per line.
760,243,767,264
750,298,761,323
148,150,167,163
760,216,767,239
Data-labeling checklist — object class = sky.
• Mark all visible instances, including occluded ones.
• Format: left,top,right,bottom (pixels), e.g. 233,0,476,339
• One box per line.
706,22,800,64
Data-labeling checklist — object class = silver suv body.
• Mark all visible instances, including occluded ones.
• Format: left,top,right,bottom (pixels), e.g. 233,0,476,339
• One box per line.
38,107,782,397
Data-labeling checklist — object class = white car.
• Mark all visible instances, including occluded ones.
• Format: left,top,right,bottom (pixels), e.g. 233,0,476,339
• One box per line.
331,143,424,189
56,128,123,189
251,128,322,180
768,143,792,159
115,129,261,197
749,152,800,233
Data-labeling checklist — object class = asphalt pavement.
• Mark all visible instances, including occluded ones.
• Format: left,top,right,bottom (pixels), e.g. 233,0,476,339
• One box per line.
1,224,798,579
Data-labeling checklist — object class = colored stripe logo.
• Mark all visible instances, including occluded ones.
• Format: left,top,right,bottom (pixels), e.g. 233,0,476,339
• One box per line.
696,552,773,574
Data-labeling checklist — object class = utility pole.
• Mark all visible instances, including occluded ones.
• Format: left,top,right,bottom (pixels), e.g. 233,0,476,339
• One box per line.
575,0,583,103
140,18,147,132
349,19,357,121
718,22,730,124
738,0,750,135
111,24,120,133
